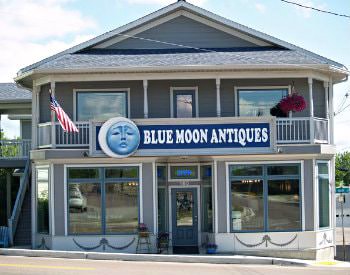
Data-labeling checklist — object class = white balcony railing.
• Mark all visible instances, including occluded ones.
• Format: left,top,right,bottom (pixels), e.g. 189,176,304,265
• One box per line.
0,139,31,159
37,117,329,148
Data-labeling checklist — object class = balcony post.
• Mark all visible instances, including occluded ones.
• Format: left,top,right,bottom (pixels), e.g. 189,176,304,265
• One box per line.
329,79,334,144
308,77,315,143
324,81,330,143
216,78,221,117
50,81,56,148
32,84,39,149
143,80,148,119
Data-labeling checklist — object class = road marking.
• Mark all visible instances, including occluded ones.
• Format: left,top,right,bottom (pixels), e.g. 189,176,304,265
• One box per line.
0,263,95,270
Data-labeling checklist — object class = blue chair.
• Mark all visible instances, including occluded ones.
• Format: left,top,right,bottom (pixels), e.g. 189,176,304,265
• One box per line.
0,226,9,248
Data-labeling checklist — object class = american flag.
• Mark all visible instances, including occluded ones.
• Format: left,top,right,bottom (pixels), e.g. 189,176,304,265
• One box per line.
50,92,79,133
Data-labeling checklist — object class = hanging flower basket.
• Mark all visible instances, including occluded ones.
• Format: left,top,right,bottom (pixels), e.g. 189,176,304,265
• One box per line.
279,93,307,114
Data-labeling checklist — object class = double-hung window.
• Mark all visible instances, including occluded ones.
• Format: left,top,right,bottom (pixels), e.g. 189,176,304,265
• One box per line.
230,163,301,232
67,167,139,235
237,88,288,117
76,91,128,121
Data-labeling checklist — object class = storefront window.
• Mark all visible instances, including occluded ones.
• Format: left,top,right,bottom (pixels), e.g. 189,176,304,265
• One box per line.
238,88,288,117
230,164,301,232
318,162,330,228
201,165,213,232
67,167,139,235
76,91,128,121
37,167,49,234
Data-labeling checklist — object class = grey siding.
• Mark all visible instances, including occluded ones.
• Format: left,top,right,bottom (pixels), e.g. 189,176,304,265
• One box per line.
40,81,144,123
142,163,155,233
108,16,259,50
53,164,65,236
216,161,228,233
20,120,32,139
304,160,314,231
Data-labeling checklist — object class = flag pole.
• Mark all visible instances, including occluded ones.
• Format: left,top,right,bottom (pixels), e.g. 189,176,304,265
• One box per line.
50,82,56,148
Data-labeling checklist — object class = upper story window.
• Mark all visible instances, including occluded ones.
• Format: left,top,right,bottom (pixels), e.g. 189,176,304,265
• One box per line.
171,88,198,118
237,87,289,117
75,90,128,121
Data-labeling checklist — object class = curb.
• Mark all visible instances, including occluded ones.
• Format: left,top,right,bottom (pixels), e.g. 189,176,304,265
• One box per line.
0,248,309,267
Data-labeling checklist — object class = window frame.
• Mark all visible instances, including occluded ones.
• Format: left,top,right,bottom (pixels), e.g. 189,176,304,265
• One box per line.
73,89,131,121
316,160,331,229
36,165,50,235
228,162,303,233
170,87,199,118
234,86,291,117
65,165,140,236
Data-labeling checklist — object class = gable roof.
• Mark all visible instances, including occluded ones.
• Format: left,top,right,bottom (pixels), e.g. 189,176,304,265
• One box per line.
16,0,347,78
0,83,31,103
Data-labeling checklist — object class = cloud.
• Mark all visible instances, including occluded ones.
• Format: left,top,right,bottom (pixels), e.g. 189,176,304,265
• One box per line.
0,0,96,81
255,3,266,14
126,0,206,5
287,0,327,18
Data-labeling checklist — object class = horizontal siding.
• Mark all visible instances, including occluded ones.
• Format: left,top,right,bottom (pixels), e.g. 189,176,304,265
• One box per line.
109,16,259,50
38,78,326,123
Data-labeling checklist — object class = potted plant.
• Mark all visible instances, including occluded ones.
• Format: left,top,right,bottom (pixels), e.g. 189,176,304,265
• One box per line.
205,243,218,254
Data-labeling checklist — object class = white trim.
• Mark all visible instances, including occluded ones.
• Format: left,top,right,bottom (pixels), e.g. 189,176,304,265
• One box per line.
72,88,131,121
316,160,331,230
214,160,218,233
225,160,304,233
312,159,318,230
234,86,290,117
167,163,200,182
168,185,201,247
170,87,199,118
64,165,68,236
152,161,157,234
50,164,55,236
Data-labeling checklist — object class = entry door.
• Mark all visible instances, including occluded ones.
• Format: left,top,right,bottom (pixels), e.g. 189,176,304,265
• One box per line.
171,188,198,247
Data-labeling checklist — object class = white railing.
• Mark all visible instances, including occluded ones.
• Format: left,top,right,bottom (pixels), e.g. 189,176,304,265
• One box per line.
276,117,329,144
37,118,329,148
0,139,31,159
38,122,90,148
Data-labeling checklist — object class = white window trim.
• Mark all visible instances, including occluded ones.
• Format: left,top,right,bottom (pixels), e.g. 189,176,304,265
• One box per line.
63,163,142,236
234,86,291,117
170,87,199,118
315,160,331,230
225,160,304,233
73,88,131,121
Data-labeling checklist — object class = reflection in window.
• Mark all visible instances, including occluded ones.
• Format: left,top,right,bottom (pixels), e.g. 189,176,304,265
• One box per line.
175,93,194,118
69,183,102,234
231,179,264,231
37,168,49,234
268,179,300,230
318,163,330,228
105,182,138,233
76,92,127,121
176,192,193,226
238,89,288,117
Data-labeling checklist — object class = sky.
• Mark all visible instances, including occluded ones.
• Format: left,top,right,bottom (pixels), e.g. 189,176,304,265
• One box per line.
0,0,349,150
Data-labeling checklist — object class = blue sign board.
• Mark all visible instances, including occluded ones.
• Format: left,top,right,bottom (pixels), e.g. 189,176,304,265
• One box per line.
336,187,349,194
94,119,274,158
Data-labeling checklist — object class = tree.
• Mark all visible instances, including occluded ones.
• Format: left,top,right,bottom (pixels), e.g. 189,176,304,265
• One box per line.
336,151,350,186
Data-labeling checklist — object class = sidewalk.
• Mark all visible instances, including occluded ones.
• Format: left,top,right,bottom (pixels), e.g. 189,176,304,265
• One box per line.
1,248,350,268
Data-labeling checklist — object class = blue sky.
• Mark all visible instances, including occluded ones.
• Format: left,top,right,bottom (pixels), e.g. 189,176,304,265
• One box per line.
0,0,349,149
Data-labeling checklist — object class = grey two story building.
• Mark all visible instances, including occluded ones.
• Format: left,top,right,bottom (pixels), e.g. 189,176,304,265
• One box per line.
14,0,349,260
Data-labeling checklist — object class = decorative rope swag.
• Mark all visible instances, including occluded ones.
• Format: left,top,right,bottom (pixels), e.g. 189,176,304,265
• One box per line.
235,234,298,248
73,237,136,251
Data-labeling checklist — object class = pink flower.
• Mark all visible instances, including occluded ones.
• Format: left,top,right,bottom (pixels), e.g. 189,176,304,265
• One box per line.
279,94,307,114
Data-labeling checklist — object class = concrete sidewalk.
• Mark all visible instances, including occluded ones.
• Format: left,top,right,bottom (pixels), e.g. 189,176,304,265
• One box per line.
1,248,349,268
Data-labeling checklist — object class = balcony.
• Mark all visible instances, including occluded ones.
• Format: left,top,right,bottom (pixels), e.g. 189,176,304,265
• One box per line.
0,139,31,159
37,117,329,149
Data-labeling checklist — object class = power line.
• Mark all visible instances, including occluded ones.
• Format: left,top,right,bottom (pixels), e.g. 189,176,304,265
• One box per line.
280,0,350,19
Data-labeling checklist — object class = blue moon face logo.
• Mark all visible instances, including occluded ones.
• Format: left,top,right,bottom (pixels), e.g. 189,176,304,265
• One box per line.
106,121,140,156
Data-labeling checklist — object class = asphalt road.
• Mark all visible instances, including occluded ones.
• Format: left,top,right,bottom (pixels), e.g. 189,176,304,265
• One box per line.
0,256,349,275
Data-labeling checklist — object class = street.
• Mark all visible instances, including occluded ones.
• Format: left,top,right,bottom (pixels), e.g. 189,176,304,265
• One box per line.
0,256,349,275
336,227,350,261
